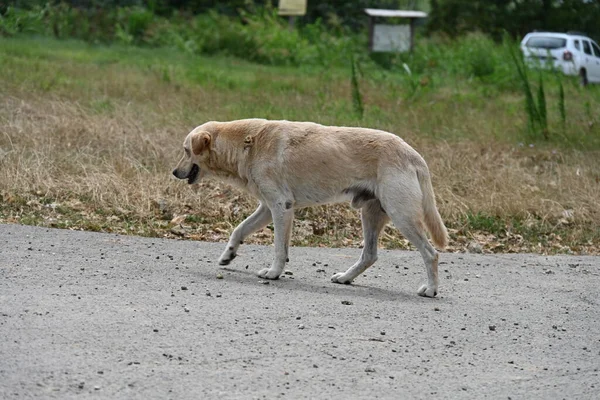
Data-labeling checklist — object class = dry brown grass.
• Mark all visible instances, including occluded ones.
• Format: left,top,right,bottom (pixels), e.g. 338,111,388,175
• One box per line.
1,39,599,255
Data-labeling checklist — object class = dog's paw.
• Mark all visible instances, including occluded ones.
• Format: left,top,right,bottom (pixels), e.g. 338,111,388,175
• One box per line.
331,272,353,285
257,268,281,280
218,248,237,265
218,254,236,265
417,284,438,298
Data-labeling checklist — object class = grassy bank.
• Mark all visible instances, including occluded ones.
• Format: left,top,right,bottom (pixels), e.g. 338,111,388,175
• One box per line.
0,36,599,254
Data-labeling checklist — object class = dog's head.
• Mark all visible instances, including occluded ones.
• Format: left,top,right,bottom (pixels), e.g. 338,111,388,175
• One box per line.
172,128,212,185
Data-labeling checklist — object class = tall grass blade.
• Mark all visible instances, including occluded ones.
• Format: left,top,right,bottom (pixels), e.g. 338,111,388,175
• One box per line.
350,53,363,118
557,77,566,129
508,44,538,134
537,74,548,139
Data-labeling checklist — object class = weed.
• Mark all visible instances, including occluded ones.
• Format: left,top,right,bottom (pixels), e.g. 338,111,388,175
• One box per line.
350,53,363,119
185,215,205,224
401,63,421,99
508,41,552,141
536,74,548,139
463,212,505,234
90,98,115,114
557,77,566,129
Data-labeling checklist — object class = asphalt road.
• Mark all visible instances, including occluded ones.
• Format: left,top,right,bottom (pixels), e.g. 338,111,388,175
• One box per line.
1,223,599,399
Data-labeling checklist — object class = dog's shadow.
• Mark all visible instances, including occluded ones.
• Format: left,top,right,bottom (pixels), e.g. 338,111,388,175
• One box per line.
191,266,432,304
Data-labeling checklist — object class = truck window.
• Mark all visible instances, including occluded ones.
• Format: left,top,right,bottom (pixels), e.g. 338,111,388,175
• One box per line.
591,42,600,58
583,40,592,55
526,36,567,49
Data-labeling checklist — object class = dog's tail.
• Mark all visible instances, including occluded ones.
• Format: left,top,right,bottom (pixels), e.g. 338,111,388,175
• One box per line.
416,168,448,249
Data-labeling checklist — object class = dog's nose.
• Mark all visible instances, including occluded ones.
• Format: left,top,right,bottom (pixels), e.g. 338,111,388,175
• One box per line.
172,169,178,178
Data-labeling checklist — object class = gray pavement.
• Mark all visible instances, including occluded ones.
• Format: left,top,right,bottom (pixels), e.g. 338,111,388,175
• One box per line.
1,223,599,399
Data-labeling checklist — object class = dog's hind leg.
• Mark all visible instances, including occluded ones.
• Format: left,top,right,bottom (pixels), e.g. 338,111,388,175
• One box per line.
397,217,439,297
257,200,294,280
380,180,439,297
218,203,272,265
331,200,389,284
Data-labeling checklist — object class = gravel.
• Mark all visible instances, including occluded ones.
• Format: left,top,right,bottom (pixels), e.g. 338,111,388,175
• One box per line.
1,223,599,399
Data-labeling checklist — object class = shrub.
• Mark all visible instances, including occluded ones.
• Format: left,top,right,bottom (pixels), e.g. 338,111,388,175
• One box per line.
1,4,363,67
115,6,155,44
0,5,45,36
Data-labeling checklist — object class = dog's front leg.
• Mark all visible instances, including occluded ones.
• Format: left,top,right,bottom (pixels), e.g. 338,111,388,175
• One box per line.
257,201,294,280
218,203,272,265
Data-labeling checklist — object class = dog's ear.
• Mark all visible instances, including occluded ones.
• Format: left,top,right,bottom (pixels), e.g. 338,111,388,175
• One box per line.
191,131,211,155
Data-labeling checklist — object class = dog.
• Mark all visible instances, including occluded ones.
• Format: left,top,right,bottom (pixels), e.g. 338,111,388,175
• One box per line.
172,119,448,297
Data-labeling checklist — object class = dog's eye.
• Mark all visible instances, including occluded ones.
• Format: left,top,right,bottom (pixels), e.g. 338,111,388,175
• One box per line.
184,148,191,157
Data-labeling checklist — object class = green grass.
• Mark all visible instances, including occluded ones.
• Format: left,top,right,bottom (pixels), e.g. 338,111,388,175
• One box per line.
1,36,599,254
1,35,598,147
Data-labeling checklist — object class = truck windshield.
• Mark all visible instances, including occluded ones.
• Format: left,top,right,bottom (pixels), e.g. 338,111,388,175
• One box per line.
526,37,567,49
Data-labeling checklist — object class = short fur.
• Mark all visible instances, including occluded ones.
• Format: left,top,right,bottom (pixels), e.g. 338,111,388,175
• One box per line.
173,119,448,297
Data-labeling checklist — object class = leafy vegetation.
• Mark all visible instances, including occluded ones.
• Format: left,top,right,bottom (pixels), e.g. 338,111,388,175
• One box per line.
0,3,599,254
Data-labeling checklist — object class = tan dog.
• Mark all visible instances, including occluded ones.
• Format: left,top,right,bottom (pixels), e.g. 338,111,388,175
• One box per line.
172,119,448,297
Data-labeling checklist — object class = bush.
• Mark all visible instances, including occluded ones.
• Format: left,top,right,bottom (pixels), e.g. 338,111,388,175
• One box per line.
115,6,154,44
0,5,45,36
0,4,361,66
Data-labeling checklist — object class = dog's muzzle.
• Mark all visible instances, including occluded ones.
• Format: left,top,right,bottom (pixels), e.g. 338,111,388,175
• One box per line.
173,164,200,184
